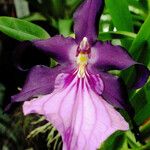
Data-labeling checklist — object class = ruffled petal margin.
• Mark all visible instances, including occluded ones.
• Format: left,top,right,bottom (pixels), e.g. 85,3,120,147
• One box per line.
23,72,129,150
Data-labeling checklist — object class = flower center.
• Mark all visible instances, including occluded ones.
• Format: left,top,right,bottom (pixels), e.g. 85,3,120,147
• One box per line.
76,37,91,78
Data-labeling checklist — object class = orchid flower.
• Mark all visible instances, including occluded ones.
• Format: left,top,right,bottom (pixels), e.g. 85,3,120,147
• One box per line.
12,0,149,149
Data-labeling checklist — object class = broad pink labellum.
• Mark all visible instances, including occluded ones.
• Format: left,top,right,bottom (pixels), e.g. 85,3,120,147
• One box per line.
23,71,129,150
11,0,149,149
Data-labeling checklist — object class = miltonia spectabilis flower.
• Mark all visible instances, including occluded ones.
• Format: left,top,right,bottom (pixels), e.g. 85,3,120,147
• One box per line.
12,0,149,149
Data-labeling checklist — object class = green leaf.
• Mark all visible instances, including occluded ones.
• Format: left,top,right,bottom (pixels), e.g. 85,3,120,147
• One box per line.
50,58,58,68
99,31,136,41
130,80,150,125
99,131,142,150
14,0,30,18
22,13,46,22
141,143,150,150
134,103,150,126
49,0,65,18
125,131,141,148
58,19,72,36
105,0,134,49
105,0,133,32
140,119,150,140
127,0,147,18
148,0,150,12
130,15,150,67
99,131,128,150
0,17,50,41
66,0,81,6
0,83,5,106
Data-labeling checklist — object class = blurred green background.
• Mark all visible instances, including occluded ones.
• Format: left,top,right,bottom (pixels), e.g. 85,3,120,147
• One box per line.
0,0,150,149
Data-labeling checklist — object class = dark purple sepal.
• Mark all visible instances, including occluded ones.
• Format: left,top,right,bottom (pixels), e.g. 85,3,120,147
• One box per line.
11,65,64,102
73,0,104,44
133,64,150,89
99,72,129,109
92,41,150,89
32,35,77,64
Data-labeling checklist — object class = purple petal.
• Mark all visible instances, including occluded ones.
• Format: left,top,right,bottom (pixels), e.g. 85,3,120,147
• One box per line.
23,72,128,149
11,65,64,102
99,72,128,109
32,35,78,64
73,0,104,44
91,41,149,88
